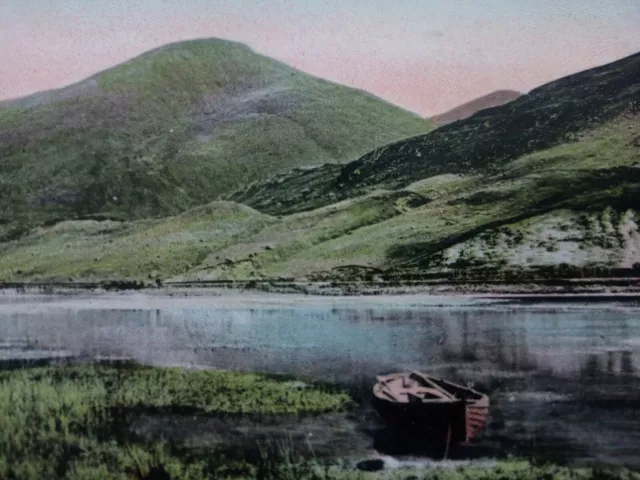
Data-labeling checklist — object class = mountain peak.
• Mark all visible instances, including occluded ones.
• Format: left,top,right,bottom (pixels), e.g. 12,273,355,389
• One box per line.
0,38,432,232
430,90,523,126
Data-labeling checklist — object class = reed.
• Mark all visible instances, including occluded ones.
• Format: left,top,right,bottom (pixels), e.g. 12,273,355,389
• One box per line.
0,362,352,479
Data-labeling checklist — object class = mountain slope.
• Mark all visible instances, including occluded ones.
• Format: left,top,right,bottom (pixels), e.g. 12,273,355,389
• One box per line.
204,52,640,279
2,109,638,282
231,51,640,215
193,114,640,280
1,50,639,282
430,90,522,126
0,38,432,238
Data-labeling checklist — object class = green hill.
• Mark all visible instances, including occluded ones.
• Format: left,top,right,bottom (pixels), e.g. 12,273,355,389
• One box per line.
0,38,432,239
230,51,640,214
1,50,638,283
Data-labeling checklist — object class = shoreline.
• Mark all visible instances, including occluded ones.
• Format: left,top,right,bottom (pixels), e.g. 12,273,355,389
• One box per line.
1,278,639,300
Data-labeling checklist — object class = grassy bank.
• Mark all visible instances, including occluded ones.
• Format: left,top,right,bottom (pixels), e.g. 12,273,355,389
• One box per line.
0,363,352,479
1,363,638,478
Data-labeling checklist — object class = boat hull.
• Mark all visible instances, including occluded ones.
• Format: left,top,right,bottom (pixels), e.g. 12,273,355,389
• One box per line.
371,372,490,443
465,398,490,441
372,395,468,443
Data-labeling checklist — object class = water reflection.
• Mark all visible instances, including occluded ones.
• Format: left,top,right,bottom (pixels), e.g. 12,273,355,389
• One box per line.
1,304,639,383
622,351,634,375
581,354,601,380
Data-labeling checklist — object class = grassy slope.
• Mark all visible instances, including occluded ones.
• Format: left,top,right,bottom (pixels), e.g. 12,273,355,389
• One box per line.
1,113,638,282
0,38,432,238
229,51,640,215
1,52,639,282
0,202,276,281
0,191,430,281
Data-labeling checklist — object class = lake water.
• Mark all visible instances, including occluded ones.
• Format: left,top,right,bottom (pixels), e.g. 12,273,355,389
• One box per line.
1,291,640,468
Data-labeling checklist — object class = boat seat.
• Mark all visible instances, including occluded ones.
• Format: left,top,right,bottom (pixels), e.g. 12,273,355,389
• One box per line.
405,387,450,400
381,386,450,403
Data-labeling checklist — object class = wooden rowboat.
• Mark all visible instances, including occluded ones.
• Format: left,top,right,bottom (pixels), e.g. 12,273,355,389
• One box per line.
372,371,489,444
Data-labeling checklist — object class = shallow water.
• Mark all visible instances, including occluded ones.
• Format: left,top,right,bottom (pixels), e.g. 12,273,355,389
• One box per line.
1,291,640,468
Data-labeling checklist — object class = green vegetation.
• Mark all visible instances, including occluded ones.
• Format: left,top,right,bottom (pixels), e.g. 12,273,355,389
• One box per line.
392,463,640,480
1,47,639,282
0,363,636,478
5,109,637,282
230,52,640,215
0,363,353,479
0,202,276,281
0,38,432,234
0,191,431,282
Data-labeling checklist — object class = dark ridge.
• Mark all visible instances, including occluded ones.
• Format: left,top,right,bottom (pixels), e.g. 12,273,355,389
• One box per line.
337,51,640,191
233,51,640,215
430,90,523,126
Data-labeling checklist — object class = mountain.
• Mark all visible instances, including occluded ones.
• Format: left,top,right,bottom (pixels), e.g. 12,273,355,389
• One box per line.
230,51,640,215
1,50,638,283
430,90,522,126
0,38,433,238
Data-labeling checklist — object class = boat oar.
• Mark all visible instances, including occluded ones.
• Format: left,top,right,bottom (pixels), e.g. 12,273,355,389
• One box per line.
443,420,452,460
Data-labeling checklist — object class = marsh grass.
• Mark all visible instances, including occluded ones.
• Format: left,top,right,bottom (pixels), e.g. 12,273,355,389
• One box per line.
0,363,352,479
1,363,638,479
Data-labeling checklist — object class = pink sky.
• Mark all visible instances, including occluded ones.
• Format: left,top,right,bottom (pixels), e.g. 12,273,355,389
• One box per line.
1,0,639,116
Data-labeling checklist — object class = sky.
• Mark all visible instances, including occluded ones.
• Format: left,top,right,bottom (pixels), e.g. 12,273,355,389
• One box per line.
1,0,639,116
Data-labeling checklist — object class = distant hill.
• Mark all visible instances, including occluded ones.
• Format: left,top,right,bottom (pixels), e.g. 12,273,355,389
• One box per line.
430,90,522,126
0,38,432,237
1,50,639,283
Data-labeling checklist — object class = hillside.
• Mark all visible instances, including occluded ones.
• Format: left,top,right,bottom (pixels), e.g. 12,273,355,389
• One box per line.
0,38,432,240
430,90,522,126
229,51,640,215
0,51,638,283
